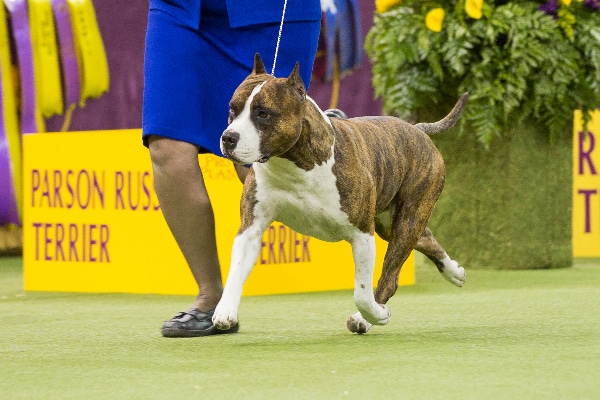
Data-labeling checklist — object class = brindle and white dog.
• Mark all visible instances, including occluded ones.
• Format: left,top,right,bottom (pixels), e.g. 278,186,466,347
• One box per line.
213,54,467,334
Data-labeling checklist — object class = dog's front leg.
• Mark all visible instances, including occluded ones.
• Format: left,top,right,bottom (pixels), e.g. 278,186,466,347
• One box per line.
347,231,391,334
213,222,269,330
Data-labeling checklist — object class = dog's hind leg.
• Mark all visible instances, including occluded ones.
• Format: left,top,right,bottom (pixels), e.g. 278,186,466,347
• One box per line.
416,227,465,287
374,177,446,307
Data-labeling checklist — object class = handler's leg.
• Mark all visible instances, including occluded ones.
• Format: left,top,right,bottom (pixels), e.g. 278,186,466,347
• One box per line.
234,164,250,183
149,136,234,336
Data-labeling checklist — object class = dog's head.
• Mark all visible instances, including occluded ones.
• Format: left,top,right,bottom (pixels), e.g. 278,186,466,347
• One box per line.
220,53,307,164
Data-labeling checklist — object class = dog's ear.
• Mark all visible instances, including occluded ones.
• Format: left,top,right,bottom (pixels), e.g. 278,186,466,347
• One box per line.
252,53,267,75
286,62,306,101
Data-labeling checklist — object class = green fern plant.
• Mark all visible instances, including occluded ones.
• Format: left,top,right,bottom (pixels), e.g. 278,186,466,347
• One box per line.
366,0,600,147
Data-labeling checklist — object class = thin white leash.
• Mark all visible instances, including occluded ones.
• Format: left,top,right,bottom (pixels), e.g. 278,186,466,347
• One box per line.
271,0,289,76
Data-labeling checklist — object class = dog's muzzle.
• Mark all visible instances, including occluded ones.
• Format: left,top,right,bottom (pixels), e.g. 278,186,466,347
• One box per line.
220,129,269,164
221,130,240,154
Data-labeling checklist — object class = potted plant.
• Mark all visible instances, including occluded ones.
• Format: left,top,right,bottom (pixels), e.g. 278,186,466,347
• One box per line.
366,0,600,269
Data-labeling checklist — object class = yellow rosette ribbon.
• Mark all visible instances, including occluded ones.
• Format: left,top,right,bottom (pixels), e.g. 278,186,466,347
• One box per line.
29,0,65,119
67,0,110,106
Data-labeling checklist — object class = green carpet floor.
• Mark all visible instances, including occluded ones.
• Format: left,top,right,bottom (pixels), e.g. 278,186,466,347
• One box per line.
1,256,599,399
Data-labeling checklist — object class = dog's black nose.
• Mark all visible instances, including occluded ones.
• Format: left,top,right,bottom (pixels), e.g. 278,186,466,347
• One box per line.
221,130,240,150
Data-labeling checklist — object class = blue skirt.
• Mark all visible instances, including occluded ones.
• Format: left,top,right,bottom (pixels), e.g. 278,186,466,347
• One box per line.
142,1,321,155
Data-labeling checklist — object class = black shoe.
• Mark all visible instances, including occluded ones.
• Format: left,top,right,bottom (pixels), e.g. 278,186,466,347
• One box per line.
161,309,239,338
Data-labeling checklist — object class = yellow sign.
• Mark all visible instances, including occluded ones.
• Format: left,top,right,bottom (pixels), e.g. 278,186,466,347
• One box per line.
22,130,414,295
573,111,600,257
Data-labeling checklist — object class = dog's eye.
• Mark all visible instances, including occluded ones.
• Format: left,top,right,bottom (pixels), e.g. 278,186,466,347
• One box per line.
257,110,269,120
228,109,235,123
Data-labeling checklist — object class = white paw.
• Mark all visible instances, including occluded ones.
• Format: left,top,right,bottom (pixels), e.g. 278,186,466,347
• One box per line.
347,312,373,334
212,303,238,331
441,258,466,287
352,303,391,328
376,304,391,325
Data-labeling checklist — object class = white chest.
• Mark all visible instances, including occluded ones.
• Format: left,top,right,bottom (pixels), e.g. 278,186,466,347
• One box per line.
253,155,354,242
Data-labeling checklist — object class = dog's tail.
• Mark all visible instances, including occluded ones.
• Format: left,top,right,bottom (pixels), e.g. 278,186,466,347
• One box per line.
414,92,469,135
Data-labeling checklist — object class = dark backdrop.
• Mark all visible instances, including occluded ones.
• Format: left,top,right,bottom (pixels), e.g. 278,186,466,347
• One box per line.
45,0,382,133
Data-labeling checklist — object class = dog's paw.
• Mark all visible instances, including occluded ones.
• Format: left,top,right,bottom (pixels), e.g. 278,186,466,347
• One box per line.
212,304,238,331
347,312,373,334
441,258,466,287
360,303,391,326
373,304,391,325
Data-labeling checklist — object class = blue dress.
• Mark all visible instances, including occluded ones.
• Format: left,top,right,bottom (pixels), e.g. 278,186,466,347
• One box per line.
142,0,322,155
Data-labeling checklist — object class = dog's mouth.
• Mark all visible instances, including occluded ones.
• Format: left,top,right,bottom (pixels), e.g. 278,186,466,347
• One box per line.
223,150,270,165
221,149,236,162
222,151,245,165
